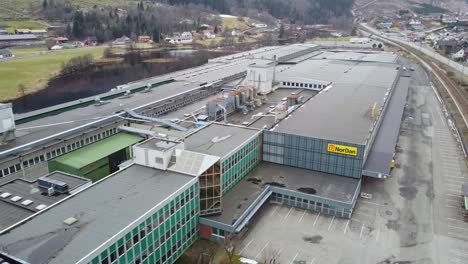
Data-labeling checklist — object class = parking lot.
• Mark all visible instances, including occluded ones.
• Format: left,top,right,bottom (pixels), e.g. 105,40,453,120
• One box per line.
238,200,395,264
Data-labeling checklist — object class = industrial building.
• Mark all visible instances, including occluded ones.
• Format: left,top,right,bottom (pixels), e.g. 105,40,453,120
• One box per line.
0,45,411,264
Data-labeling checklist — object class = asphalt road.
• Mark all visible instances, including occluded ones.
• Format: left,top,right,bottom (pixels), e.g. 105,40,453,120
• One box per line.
237,56,468,264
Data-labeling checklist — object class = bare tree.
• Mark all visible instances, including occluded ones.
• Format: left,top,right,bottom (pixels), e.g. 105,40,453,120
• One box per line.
261,245,282,264
223,237,237,264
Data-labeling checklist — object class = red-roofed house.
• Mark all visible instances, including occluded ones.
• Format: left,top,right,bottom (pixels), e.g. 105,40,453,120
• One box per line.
138,35,151,42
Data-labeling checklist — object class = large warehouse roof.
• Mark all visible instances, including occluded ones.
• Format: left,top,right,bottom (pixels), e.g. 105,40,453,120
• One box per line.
0,164,195,264
184,123,260,158
274,57,400,145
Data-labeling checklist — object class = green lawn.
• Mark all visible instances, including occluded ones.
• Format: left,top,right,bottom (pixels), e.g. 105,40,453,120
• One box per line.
221,16,251,31
0,47,105,100
0,20,48,30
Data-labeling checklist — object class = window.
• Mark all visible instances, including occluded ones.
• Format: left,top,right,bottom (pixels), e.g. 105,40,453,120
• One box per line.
126,239,132,250
133,233,139,244
101,257,109,264
118,245,125,256
110,251,117,262
140,229,146,239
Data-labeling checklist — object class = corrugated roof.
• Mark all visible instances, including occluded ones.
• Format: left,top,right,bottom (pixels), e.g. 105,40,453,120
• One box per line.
52,133,143,169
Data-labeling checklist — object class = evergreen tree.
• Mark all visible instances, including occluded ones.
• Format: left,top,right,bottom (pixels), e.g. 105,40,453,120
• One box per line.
42,0,48,9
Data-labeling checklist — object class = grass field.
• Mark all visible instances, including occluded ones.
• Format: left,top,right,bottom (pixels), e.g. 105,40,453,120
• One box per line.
221,16,252,31
0,20,48,33
0,47,105,100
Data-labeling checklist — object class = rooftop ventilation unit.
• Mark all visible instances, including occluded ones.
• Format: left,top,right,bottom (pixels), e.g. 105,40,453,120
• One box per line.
63,217,78,225
38,177,69,194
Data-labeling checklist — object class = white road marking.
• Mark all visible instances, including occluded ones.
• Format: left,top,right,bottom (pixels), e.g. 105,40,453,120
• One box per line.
448,225,468,232
344,220,350,234
290,253,299,264
313,212,321,227
359,224,365,239
239,239,254,255
446,175,466,180
450,249,468,257
277,248,284,257
284,207,293,220
446,205,460,209
376,228,380,242
359,200,384,206
328,216,335,231
311,258,316,264
299,210,307,223
255,242,270,260
270,205,279,216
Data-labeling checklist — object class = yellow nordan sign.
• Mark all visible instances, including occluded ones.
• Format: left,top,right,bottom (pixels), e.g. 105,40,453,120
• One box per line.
327,143,358,156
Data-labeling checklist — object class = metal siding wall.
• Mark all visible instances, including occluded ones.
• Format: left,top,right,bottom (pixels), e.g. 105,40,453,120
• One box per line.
262,131,364,178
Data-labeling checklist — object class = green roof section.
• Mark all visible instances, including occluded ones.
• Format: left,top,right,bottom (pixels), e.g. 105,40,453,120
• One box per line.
53,133,143,169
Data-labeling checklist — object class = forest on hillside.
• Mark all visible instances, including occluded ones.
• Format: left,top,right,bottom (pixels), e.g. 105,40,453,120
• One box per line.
40,0,354,42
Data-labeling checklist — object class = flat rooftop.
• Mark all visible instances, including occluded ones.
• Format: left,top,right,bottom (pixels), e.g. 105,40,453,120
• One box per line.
136,137,179,151
207,162,360,225
274,57,400,145
0,164,194,264
319,51,398,63
0,172,90,231
184,123,260,158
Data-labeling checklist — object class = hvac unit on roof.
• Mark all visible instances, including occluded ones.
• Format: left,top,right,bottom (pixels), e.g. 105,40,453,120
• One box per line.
47,187,55,196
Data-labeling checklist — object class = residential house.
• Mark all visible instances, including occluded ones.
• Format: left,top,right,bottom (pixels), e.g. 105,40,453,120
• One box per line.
436,38,458,55
408,19,424,31
0,49,13,59
112,36,132,46
203,31,216,39
84,36,98,46
138,35,151,42
53,36,69,44
377,22,393,30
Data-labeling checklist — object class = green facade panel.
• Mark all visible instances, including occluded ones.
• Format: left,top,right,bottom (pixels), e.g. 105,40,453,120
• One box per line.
220,134,261,195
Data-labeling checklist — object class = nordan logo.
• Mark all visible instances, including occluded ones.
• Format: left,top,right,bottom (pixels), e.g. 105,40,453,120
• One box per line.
327,143,358,156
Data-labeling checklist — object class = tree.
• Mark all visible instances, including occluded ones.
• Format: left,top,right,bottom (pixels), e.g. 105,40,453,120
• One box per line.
279,23,285,39
152,28,160,43
42,0,48,9
378,43,383,49
223,237,237,264
372,43,377,49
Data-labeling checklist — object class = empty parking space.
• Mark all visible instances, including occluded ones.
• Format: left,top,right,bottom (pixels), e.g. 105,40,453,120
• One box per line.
238,202,390,264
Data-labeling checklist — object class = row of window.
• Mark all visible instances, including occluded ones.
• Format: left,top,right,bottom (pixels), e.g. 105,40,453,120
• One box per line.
221,136,260,174
282,81,325,89
271,192,352,218
222,149,260,194
0,127,119,178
